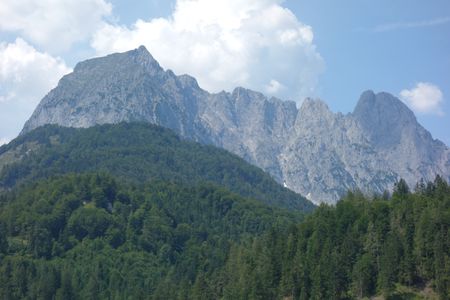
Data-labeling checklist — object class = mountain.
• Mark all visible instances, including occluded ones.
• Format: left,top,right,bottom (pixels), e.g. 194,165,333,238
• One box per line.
0,123,314,212
22,46,450,204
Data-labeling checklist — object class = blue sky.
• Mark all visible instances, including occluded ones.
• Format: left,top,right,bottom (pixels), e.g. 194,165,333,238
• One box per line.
287,0,450,145
0,0,449,145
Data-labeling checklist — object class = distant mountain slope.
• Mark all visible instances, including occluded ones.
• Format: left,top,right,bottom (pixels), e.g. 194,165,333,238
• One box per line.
0,123,314,212
21,46,450,204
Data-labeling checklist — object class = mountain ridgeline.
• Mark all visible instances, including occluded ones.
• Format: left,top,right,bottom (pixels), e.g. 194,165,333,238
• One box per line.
0,123,313,212
21,46,450,204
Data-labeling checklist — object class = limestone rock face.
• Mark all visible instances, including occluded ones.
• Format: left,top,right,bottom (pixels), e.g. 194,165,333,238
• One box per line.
352,90,450,193
22,47,450,204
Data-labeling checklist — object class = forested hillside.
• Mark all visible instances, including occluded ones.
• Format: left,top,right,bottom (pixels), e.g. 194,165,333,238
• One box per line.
221,177,450,299
0,174,301,299
0,123,313,212
0,175,448,299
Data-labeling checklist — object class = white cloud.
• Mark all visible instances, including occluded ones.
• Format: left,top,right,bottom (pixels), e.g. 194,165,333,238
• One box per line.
0,0,112,53
92,0,324,103
400,82,444,115
266,79,284,94
374,16,450,32
0,38,71,138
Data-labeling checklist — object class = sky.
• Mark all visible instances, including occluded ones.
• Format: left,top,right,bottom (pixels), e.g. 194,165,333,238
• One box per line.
0,0,449,145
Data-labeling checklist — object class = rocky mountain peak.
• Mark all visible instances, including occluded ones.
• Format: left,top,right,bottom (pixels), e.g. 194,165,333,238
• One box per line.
297,98,333,127
354,90,415,122
354,90,376,109
353,90,418,148
129,45,162,73
299,98,330,114
72,45,163,77
20,47,450,204
177,74,200,90
232,87,267,102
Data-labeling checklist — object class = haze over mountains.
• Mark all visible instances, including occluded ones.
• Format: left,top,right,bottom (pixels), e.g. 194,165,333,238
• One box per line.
22,46,450,204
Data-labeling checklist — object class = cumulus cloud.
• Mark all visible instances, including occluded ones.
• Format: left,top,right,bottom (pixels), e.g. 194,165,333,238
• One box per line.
0,38,71,138
92,0,324,103
0,0,112,53
400,82,444,115
266,79,284,94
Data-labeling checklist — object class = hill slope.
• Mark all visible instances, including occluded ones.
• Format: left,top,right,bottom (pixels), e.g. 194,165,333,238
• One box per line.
0,173,303,299
0,174,448,299
0,122,314,212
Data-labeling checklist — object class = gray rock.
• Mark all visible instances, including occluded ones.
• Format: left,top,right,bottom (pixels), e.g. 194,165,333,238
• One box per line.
22,46,450,204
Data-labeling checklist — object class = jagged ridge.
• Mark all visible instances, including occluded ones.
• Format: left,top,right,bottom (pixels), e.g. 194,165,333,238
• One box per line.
21,46,450,204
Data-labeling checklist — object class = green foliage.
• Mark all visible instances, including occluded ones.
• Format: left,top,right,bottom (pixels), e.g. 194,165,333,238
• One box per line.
222,177,450,299
0,123,314,211
352,253,376,298
0,173,302,299
0,174,448,299
67,207,115,240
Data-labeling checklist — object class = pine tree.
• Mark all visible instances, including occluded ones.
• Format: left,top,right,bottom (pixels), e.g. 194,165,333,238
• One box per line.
352,253,375,298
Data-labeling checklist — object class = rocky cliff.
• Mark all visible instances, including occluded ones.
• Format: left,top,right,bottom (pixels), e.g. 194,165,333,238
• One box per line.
22,46,450,204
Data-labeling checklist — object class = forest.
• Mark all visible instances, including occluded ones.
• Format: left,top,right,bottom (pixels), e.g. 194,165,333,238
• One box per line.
0,123,448,299
0,174,448,299
221,177,450,299
0,173,301,299
0,123,313,212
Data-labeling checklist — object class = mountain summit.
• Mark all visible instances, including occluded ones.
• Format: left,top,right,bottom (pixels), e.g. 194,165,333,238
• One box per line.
22,46,450,204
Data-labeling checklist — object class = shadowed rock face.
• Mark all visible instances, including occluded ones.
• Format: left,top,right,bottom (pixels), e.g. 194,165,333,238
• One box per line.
22,46,450,204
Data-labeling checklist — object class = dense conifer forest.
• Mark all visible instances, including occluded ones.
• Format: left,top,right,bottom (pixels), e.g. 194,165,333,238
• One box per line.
0,124,448,299
221,177,450,299
0,123,313,212
0,173,302,299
